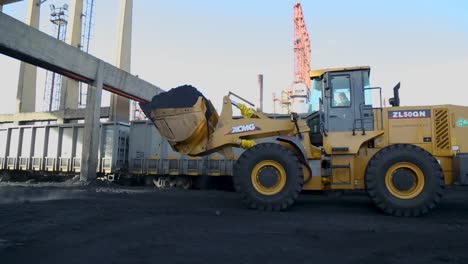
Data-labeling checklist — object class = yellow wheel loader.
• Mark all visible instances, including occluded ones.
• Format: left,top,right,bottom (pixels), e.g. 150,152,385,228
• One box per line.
141,66,468,216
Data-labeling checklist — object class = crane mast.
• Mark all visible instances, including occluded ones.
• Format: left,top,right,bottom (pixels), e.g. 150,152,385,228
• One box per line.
275,3,311,114
293,2,311,89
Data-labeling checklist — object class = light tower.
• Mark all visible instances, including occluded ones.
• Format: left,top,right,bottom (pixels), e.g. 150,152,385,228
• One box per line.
43,3,69,112
59,0,86,112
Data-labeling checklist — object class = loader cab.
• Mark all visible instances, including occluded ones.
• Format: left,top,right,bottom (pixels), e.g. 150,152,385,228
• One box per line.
307,67,375,146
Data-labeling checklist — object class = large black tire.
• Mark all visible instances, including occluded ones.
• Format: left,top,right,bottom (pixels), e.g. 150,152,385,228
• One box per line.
366,144,444,217
233,143,303,211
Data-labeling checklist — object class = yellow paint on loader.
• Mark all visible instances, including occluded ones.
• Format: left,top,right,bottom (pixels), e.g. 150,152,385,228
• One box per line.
146,66,468,216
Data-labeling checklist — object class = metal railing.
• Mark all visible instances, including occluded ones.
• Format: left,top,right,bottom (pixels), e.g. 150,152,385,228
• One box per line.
353,87,384,135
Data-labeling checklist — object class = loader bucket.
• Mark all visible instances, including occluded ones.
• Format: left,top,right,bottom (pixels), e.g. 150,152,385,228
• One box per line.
140,85,219,156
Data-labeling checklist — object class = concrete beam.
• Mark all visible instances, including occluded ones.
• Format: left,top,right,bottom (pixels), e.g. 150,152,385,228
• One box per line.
60,0,84,111
0,0,23,11
0,107,110,123
0,12,164,103
0,0,23,5
80,62,103,182
0,0,23,4
16,0,40,113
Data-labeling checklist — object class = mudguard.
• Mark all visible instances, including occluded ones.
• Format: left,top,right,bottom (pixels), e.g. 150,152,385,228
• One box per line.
276,136,312,182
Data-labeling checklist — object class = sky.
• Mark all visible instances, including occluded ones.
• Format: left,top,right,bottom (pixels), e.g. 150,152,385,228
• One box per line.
0,0,467,114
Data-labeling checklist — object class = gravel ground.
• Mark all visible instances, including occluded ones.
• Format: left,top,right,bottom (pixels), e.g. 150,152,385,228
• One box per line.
0,182,467,264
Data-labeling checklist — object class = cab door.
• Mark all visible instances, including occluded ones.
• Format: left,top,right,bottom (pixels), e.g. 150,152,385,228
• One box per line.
324,71,363,132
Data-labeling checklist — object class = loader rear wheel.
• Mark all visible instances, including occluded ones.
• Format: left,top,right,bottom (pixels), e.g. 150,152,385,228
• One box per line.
366,144,444,217
233,143,303,211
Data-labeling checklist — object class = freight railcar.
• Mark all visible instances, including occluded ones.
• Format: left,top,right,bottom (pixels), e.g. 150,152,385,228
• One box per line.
0,122,129,180
0,121,238,186
125,120,239,188
0,116,288,187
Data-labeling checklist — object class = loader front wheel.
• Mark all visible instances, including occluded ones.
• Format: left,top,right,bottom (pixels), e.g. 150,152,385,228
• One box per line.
233,143,303,211
366,144,444,217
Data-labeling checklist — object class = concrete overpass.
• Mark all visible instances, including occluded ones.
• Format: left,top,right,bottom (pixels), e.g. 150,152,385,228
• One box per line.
0,12,164,181
0,0,23,9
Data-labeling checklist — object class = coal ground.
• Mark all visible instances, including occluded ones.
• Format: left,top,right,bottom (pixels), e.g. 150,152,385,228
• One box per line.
0,181,468,264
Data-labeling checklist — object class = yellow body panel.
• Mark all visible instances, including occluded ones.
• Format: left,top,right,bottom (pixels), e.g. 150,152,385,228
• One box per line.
305,99,468,191
303,176,323,190
323,131,384,155
330,155,354,189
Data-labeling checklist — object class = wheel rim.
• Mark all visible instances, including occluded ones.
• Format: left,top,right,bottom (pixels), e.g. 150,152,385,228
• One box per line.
251,160,287,196
385,162,425,199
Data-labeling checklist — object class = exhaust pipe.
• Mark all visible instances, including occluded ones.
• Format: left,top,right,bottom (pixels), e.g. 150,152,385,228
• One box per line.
389,82,401,107
258,74,264,112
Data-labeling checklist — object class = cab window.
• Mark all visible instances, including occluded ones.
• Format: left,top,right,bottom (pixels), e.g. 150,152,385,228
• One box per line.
331,75,351,107
308,78,322,113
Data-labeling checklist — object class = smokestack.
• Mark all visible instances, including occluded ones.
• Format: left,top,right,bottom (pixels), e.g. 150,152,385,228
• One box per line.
258,74,264,112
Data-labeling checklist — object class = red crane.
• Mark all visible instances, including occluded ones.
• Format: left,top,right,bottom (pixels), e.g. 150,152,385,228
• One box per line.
293,2,311,89
273,2,311,114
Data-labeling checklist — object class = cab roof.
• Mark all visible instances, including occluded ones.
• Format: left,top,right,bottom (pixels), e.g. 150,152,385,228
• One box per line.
310,66,370,78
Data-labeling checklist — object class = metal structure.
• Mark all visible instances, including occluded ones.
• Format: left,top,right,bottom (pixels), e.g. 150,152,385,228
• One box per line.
59,0,84,111
0,119,239,188
43,3,68,112
0,122,129,174
293,2,311,88
278,2,311,114
78,0,96,107
0,118,285,185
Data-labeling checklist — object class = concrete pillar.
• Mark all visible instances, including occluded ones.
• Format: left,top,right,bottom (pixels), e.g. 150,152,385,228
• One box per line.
0,5,3,12
16,0,40,113
80,62,103,182
60,0,84,112
109,0,132,122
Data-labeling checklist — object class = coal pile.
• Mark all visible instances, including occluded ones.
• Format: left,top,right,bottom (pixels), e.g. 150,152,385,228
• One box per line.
1,186,468,263
140,85,212,119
